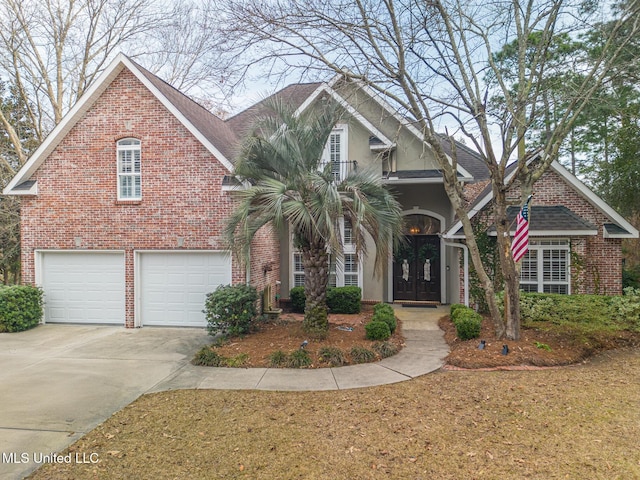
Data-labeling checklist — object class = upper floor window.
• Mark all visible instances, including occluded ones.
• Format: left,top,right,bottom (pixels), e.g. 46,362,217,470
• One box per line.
321,125,349,182
117,138,141,200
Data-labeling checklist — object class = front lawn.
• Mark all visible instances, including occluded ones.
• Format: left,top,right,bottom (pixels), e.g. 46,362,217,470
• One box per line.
27,349,640,479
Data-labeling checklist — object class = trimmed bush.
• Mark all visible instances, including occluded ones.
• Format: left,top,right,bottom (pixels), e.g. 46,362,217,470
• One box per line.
449,303,466,318
289,286,306,313
365,320,391,340
0,285,43,333
373,302,395,317
450,305,482,340
372,309,397,334
327,286,362,314
373,341,398,358
318,346,347,366
454,311,482,340
350,346,376,364
286,349,312,368
204,284,259,337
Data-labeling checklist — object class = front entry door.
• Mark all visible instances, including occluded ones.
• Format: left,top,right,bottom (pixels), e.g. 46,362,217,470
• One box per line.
394,235,440,302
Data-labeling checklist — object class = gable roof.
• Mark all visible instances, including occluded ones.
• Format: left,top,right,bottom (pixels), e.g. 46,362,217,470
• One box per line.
444,159,639,240
4,53,237,195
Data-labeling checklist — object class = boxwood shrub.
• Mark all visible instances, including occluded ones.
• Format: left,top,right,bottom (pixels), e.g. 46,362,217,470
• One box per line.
365,320,391,340
372,307,397,334
289,286,306,313
327,286,362,314
0,285,44,333
450,305,482,340
373,302,395,316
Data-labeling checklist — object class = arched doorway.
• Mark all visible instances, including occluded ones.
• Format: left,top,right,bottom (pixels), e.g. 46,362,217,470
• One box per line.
393,214,441,302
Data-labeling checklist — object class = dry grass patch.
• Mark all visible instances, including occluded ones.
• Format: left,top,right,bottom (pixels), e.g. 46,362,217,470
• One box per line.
28,349,640,479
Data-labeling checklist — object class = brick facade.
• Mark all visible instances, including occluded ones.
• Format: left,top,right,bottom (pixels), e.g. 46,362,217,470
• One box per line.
20,69,279,327
460,168,624,304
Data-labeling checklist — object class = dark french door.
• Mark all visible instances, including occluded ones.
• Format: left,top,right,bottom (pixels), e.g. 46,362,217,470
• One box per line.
393,235,440,302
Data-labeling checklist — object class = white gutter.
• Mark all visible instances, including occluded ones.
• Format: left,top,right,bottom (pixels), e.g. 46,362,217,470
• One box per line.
443,240,469,307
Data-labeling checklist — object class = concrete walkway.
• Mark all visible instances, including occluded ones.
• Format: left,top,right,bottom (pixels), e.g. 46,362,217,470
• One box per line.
152,305,450,392
0,306,448,479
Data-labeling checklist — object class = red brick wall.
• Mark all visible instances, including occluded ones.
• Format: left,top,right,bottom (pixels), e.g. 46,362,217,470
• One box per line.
459,167,624,303
20,69,274,326
512,169,623,295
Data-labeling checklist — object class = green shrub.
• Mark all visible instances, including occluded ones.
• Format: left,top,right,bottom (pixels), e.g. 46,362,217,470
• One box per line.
373,303,395,317
449,303,466,318
327,286,362,314
450,305,482,340
365,320,391,340
192,347,227,366
611,287,640,331
350,346,376,364
204,284,259,337
454,313,482,340
372,310,397,334
289,286,306,313
373,341,398,358
268,350,288,367
0,285,43,333
286,349,312,368
318,346,347,366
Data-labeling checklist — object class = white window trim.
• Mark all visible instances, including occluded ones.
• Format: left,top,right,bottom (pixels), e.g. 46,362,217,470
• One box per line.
321,124,349,182
290,217,362,290
117,138,141,200
520,239,571,294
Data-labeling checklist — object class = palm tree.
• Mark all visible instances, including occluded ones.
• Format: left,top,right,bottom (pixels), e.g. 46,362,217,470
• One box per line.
225,99,403,338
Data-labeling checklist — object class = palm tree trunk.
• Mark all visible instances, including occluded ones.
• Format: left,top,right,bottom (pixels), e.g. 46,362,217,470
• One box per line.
302,238,330,338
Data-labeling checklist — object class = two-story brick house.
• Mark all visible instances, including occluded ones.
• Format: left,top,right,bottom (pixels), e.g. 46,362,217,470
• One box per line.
4,53,638,327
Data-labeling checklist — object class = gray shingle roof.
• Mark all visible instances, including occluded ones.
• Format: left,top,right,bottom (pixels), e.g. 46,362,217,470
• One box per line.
132,60,240,164
604,223,632,236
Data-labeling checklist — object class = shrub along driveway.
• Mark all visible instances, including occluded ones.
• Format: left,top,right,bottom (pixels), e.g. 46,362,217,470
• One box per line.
0,324,211,480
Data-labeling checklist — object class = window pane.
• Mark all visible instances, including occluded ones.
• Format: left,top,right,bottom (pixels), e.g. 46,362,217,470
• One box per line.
294,274,305,288
544,284,568,294
520,250,538,282
344,274,358,286
120,176,132,198
344,254,357,273
520,283,538,293
543,249,567,282
344,219,353,245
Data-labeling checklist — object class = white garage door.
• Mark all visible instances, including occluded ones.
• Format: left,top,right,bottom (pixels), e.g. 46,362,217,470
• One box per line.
40,251,125,324
138,252,232,327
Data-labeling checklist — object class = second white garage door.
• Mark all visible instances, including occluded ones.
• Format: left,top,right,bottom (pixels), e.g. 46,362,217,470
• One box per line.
138,252,232,327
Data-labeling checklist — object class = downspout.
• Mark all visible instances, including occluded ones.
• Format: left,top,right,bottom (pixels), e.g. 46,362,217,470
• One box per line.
443,241,469,307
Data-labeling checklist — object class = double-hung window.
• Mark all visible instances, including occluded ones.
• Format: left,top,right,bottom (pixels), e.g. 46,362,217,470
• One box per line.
117,138,141,200
321,125,348,182
520,239,570,294
293,218,361,289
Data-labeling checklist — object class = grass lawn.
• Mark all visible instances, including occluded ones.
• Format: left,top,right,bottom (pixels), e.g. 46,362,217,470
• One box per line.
28,348,640,479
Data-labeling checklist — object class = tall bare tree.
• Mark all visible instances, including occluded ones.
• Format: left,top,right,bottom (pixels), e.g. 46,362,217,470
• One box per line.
219,0,640,339
0,0,234,170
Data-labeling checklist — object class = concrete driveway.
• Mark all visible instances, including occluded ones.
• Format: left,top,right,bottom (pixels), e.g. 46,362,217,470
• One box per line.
0,324,211,480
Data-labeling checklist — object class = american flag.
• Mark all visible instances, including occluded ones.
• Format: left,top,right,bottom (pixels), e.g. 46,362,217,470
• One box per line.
511,195,533,262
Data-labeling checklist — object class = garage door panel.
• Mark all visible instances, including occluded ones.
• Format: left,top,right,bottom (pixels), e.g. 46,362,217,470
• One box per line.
139,252,231,327
41,252,125,325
